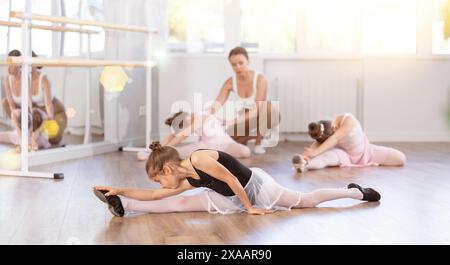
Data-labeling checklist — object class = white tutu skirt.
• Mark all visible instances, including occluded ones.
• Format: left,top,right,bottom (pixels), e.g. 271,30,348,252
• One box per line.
205,167,302,214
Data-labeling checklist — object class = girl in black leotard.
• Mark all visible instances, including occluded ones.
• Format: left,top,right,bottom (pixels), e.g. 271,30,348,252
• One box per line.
93,141,380,217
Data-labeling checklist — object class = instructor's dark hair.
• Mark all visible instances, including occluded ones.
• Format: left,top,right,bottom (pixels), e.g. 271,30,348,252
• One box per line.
228,46,249,60
32,50,42,70
7,50,42,69
8,49,21,57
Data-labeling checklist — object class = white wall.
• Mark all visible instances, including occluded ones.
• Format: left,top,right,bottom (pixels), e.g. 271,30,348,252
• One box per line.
363,59,450,141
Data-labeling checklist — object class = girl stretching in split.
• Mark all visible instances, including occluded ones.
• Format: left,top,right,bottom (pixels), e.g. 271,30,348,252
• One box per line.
94,141,380,217
137,111,251,160
292,113,406,173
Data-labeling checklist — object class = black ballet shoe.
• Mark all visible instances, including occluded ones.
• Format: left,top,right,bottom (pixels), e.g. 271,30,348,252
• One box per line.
93,189,125,217
347,183,381,202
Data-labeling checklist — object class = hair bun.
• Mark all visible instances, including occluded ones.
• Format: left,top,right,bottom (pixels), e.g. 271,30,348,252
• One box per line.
308,122,323,140
308,122,320,132
149,141,162,151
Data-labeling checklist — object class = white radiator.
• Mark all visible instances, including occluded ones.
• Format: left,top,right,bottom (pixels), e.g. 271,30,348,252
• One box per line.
275,77,361,133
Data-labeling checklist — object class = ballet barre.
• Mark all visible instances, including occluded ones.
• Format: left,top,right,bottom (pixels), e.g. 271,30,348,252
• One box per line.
7,57,156,68
0,20,100,34
10,11,158,34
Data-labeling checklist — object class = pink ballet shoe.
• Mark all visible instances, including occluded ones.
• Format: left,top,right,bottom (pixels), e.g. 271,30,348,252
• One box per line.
292,154,308,173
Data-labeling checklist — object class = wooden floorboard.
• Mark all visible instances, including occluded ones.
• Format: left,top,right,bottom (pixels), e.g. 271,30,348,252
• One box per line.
1,141,450,244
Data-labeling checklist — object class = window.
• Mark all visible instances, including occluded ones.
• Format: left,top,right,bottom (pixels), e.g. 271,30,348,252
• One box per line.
30,0,52,56
8,0,25,55
240,0,297,53
80,0,104,54
168,0,224,53
63,0,105,56
362,0,417,53
62,0,81,56
0,0,9,55
0,27,6,56
432,0,450,54
303,0,357,52
8,0,53,56
0,0,8,19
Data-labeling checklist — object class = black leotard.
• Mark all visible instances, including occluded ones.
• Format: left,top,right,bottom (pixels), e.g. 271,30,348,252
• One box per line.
186,150,251,196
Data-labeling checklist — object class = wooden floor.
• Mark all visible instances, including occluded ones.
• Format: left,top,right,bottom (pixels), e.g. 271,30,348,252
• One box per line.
1,141,450,245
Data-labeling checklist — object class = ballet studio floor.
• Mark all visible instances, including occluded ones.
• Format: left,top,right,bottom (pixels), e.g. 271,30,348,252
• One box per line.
1,141,449,245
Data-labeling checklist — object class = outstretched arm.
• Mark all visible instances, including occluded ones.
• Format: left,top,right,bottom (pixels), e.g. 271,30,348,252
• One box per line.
309,142,320,149
164,114,205,146
160,133,175,146
94,179,193,201
208,78,232,115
